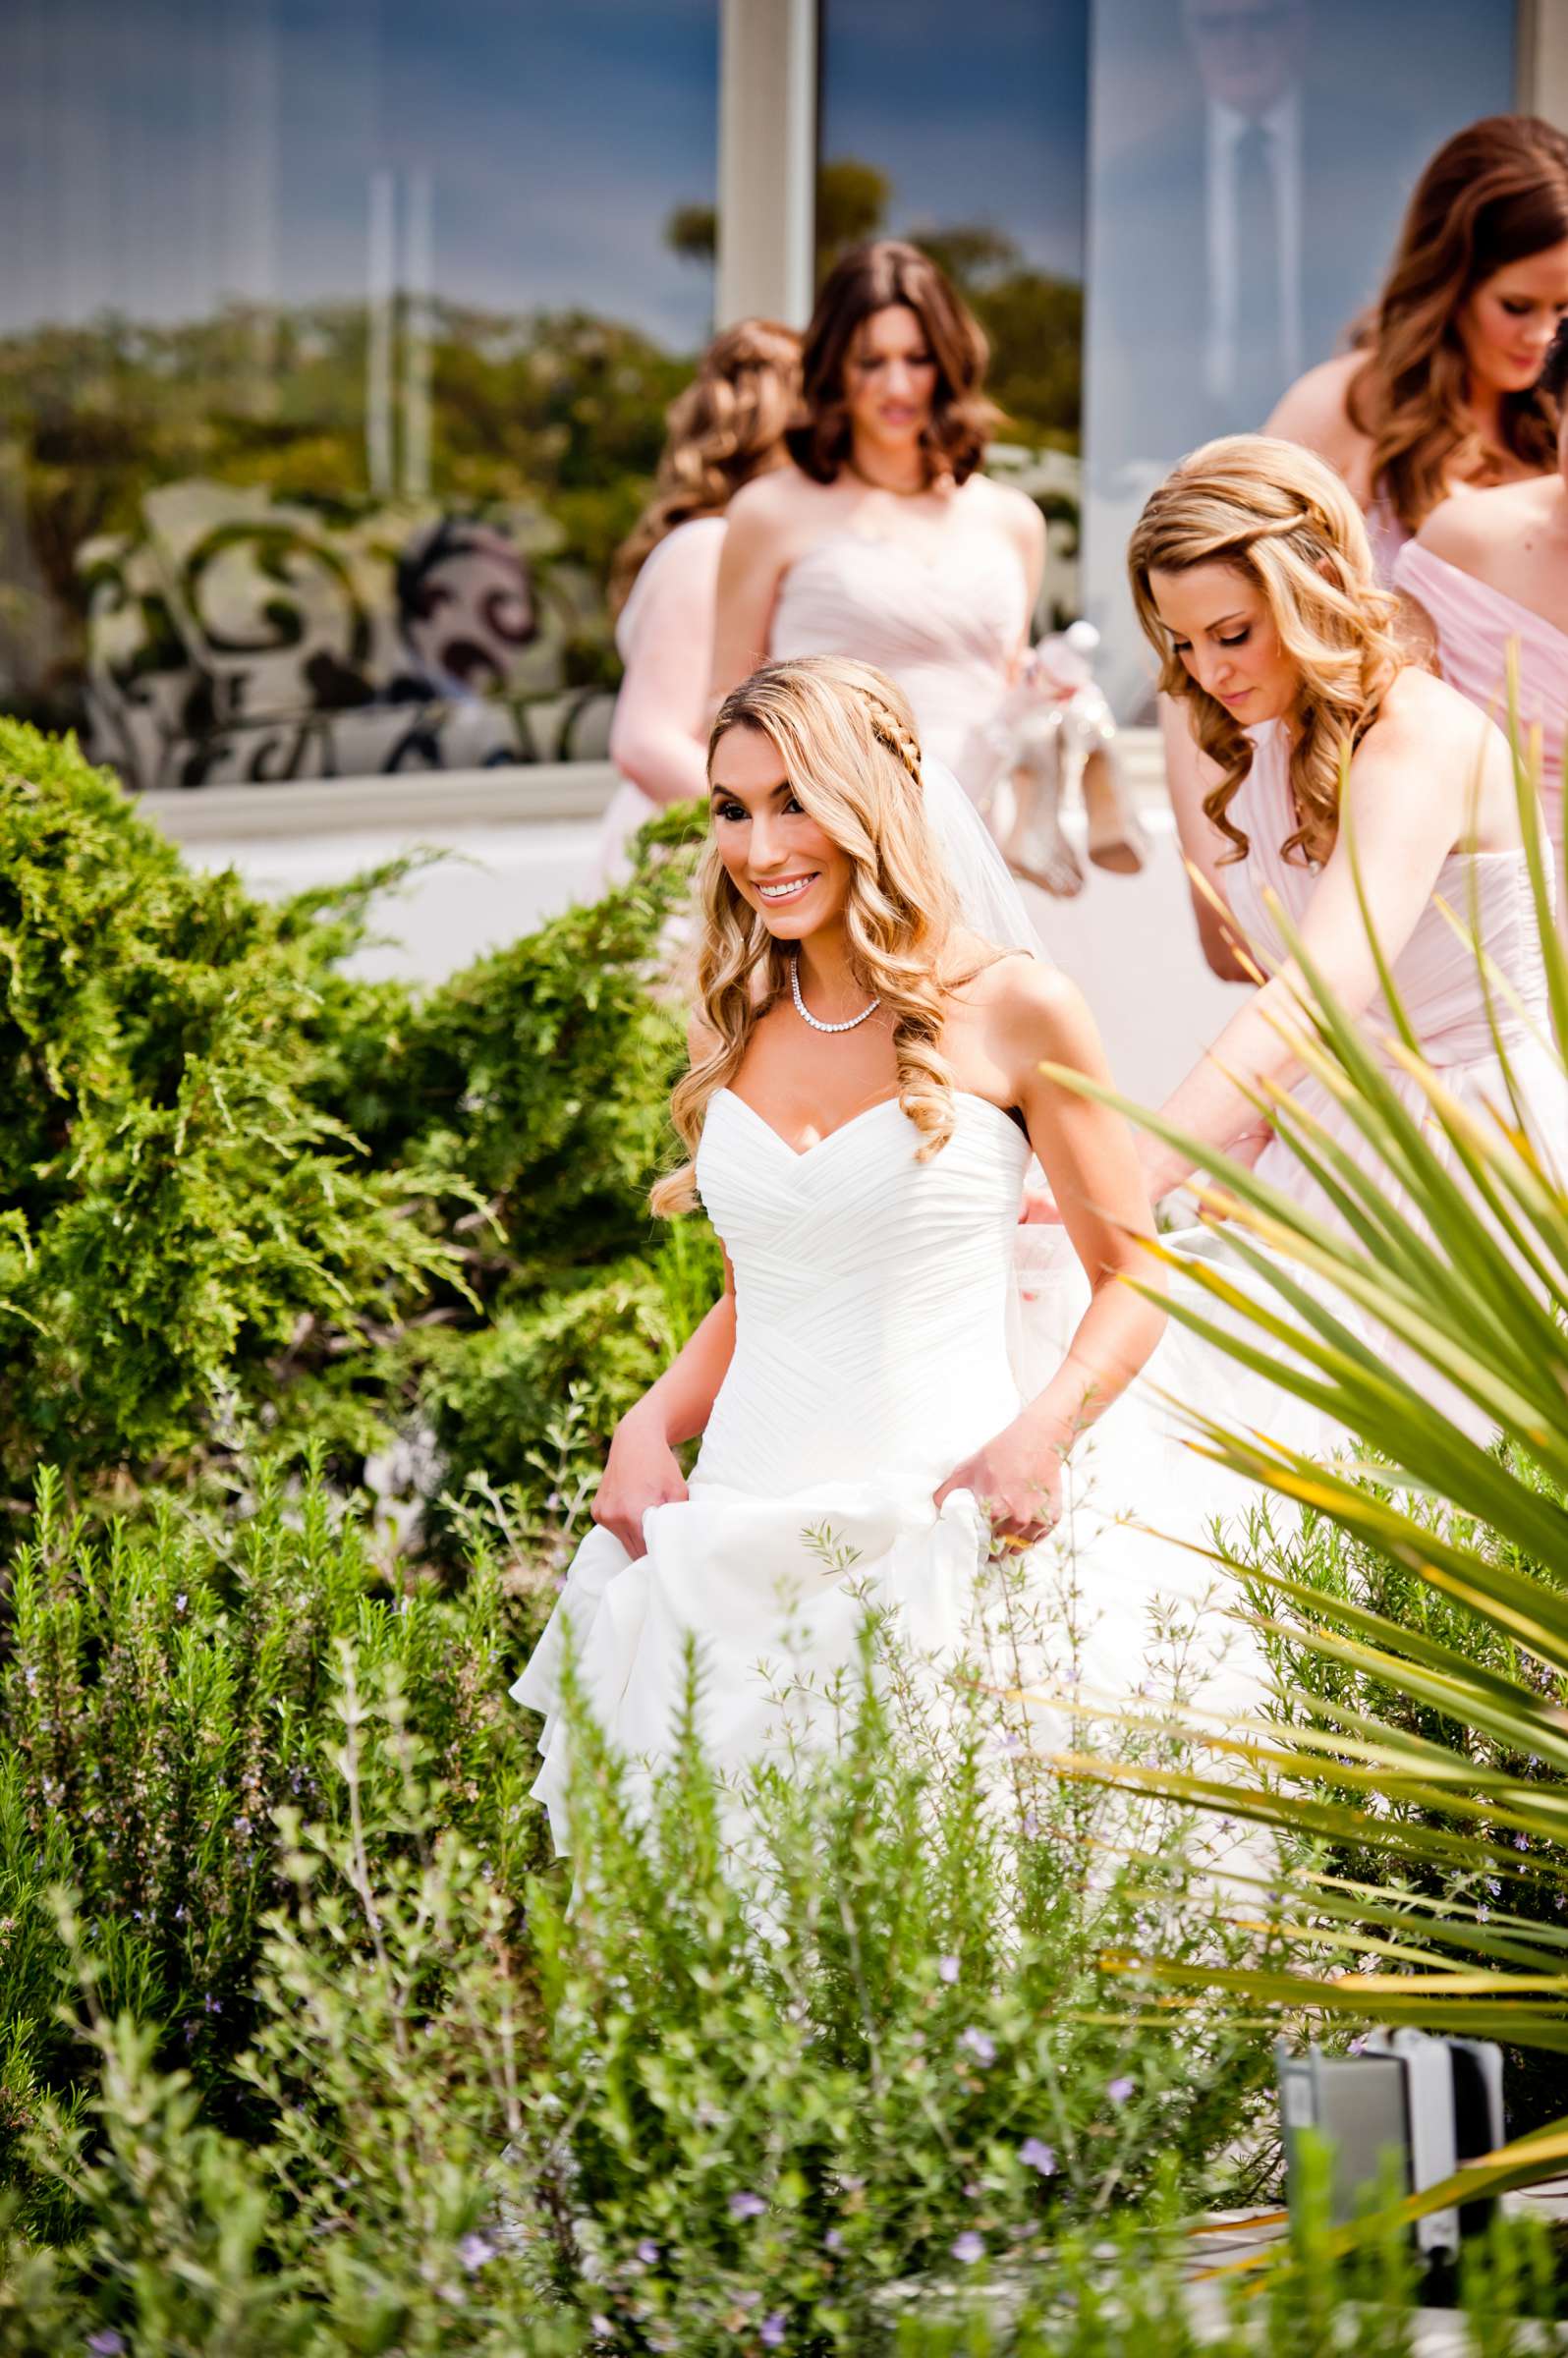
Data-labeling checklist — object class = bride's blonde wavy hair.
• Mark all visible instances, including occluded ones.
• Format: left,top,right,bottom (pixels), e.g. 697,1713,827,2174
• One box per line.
650,656,975,1217
1128,436,1404,867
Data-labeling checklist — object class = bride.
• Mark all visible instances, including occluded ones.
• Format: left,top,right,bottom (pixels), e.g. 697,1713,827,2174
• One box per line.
515,654,1313,1851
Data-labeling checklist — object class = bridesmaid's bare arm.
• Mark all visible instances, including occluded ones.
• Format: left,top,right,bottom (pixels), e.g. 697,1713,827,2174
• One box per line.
609,526,726,806
1264,353,1375,504
996,481,1046,672
709,474,794,706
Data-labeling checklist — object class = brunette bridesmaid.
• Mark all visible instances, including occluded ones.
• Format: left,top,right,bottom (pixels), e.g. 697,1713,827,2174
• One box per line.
1267,114,1568,583
711,241,1148,873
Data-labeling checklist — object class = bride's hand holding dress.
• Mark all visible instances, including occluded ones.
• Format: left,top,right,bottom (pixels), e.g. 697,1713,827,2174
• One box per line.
588,1173,736,1560
590,1405,693,1563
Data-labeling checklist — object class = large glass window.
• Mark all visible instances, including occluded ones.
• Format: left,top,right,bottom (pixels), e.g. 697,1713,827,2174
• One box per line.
0,0,719,787
817,0,1090,625
1083,0,1517,714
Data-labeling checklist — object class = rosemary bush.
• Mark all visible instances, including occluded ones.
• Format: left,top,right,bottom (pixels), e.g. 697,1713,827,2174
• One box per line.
2,1650,1561,2352
0,1470,543,2221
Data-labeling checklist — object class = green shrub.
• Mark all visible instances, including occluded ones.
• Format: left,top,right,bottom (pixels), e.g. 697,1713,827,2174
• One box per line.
0,1470,541,2220
507,1590,1288,2353
4,1638,1562,2352
0,722,702,1535
0,720,461,1494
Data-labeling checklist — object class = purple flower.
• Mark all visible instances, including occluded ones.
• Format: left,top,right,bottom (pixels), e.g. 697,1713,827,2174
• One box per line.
823,2227,844,2254
964,2180,982,2200
635,2238,660,2267
1477,1904,1490,1922
591,2318,614,2340
728,2190,766,2221
174,1594,188,1613
1514,1833,1530,1852
1106,2075,1135,2105
1020,2138,1057,2176
86,2336,127,2357
761,2316,787,2348
951,2229,985,2265
937,1953,960,1985
457,2231,495,2272
960,2027,996,2066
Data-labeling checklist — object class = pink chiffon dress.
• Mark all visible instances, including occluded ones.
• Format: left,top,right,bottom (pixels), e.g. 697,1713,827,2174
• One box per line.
768,525,1028,803
1223,719,1567,1245
1394,538,1568,883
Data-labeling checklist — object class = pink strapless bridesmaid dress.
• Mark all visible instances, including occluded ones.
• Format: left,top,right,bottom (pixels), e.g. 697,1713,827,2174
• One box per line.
768,527,1029,804
1395,539,1568,883
1226,716,1566,1210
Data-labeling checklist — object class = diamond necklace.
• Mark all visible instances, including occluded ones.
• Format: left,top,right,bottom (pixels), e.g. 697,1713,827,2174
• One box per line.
790,953,881,1035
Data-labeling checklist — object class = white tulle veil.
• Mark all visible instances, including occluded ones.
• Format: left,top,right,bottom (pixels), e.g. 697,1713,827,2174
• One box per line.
921,758,1053,968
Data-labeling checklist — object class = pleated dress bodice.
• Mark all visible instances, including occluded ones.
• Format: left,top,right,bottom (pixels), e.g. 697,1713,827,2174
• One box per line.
695,1087,1030,1497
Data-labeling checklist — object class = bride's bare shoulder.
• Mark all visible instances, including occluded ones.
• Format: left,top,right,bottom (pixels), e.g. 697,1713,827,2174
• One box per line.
950,942,1095,1046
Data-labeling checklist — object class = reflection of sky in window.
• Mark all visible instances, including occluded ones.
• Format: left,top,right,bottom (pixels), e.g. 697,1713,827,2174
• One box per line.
0,0,717,348
819,0,1088,284
1082,0,1518,715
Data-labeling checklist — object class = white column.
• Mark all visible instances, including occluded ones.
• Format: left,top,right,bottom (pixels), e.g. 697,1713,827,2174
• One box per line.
1519,0,1568,125
715,0,817,329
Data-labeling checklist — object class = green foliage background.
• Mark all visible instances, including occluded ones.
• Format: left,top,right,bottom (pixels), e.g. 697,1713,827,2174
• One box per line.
0,718,702,1535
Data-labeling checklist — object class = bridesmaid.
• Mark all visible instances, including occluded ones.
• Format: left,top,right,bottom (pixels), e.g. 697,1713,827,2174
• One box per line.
712,240,1148,870
1131,434,1565,1235
598,318,801,883
1395,315,1568,913
1169,115,1568,979
1265,114,1568,584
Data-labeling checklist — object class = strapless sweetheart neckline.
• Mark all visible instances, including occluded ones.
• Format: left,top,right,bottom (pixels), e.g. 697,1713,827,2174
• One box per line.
713,1083,1023,1164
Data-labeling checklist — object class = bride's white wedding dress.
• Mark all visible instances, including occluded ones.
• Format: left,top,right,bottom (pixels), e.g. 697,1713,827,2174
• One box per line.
514,1081,1313,1853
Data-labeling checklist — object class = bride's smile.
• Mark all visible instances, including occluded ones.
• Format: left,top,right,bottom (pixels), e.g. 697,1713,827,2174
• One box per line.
709,719,852,943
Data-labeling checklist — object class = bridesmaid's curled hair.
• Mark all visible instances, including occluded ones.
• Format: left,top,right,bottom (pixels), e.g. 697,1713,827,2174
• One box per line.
1129,436,1403,868
786,240,1001,489
611,317,802,614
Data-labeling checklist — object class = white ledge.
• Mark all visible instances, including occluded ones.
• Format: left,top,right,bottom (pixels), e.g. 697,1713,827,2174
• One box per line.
140,758,619,843
139,733,1166,846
